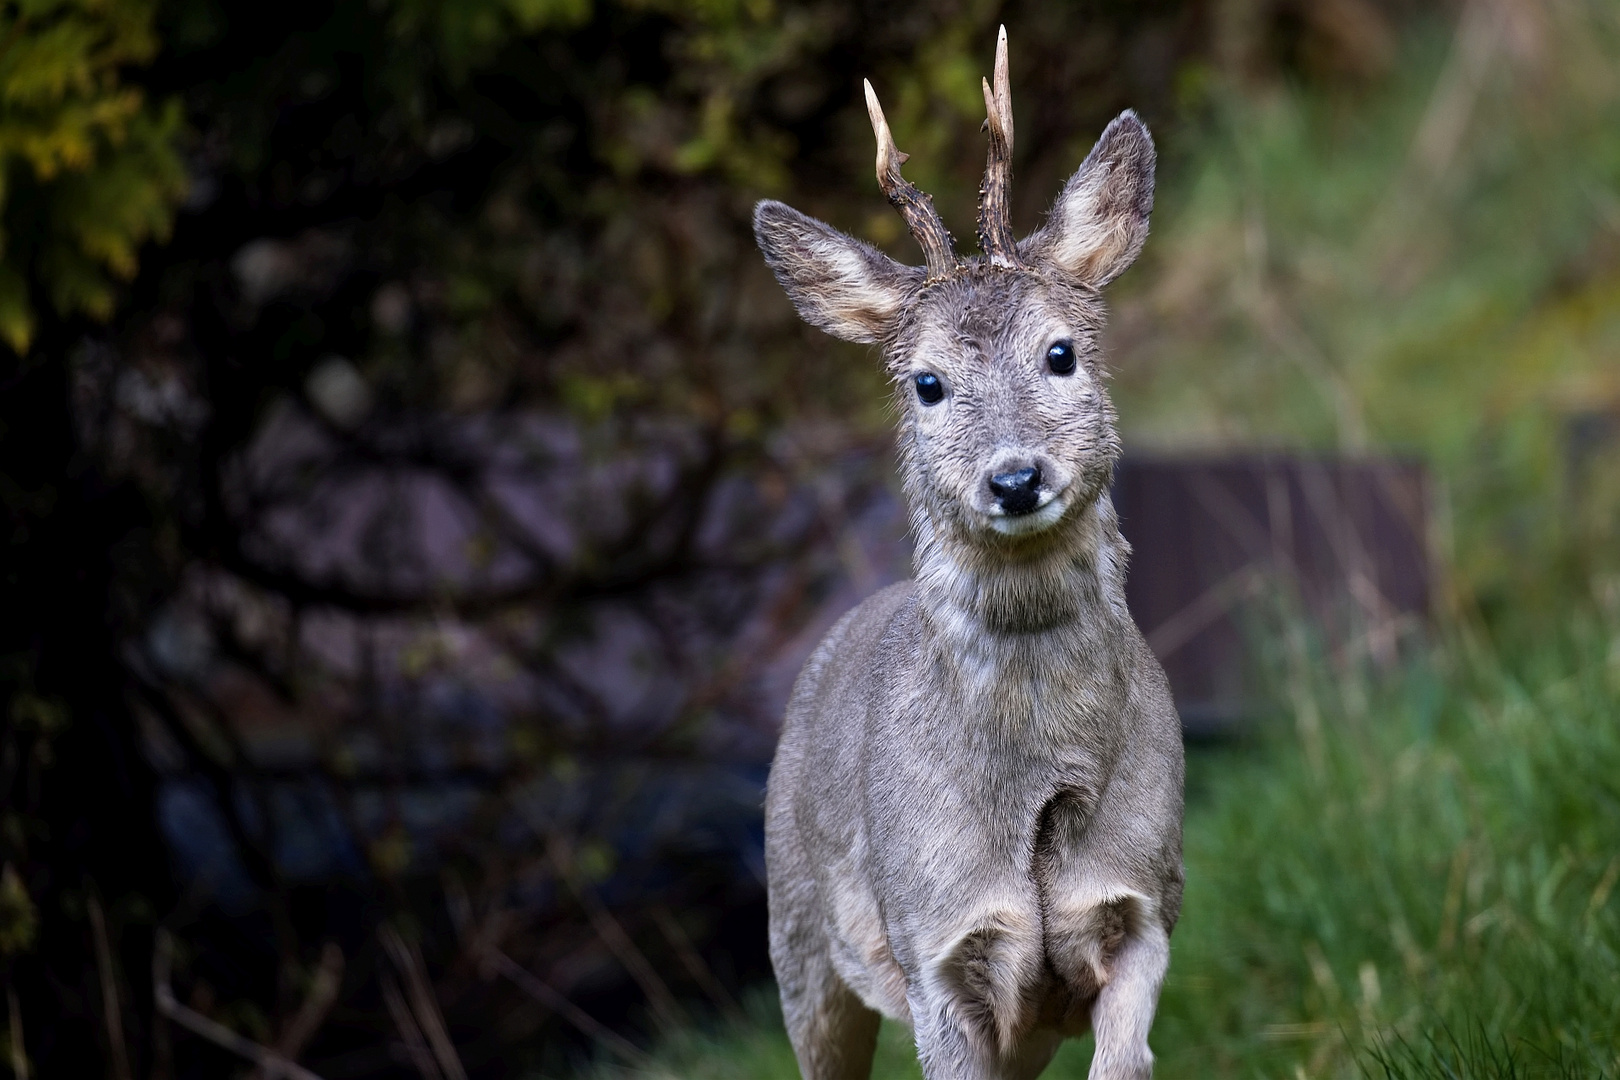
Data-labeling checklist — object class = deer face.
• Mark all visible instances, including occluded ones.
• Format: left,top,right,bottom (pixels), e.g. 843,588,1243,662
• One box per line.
755,39,1154,550
888,271,1120,544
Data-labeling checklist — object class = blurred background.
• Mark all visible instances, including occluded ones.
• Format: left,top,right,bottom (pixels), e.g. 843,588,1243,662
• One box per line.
0,0,1617,1077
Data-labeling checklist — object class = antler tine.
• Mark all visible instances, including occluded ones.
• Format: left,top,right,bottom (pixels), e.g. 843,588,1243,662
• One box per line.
978,25,1023,269
864,78,958,281
992,23,1013,149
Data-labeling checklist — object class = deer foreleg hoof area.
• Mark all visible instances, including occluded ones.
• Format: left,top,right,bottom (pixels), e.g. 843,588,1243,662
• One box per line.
1088,1043,1154,1080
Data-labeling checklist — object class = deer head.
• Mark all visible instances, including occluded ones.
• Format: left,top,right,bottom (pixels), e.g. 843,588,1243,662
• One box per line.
754,27,1154,563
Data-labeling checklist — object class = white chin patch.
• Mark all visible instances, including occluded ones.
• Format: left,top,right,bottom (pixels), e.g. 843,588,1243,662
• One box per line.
985,489,1070,536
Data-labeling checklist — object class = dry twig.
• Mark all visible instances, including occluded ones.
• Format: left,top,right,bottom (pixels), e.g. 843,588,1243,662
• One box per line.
87,895,133,1080
651,905,743,1023
379,967,443,1080
483,948,652,1068
546,834,688,1031
247,943,344,1080
378,925,467,1080
152,931,325,1080
6,984,27,1080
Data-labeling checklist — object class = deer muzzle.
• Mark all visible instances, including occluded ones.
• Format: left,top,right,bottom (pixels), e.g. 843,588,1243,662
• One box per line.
988,466,1042,515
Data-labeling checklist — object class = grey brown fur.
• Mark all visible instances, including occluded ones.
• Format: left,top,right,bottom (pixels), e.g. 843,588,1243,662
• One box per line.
753,30,1183,1080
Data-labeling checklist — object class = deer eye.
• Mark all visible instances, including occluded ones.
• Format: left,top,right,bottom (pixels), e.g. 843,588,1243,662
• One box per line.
1047,340,1077,375
914,372,944,405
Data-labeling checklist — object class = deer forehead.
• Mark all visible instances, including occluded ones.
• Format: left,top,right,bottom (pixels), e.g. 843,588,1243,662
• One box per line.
889,271,1104,373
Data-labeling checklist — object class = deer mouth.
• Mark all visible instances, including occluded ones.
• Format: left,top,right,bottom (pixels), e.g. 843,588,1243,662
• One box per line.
984,484,1071,536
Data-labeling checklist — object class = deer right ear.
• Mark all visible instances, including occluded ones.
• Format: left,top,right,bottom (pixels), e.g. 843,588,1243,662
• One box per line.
754,200,923,344
1020,111,1155,288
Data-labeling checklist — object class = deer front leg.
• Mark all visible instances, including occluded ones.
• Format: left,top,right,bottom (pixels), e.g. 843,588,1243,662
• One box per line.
1039,891,1168,1080
780,961,882,1080
1076,905,1168,1080
1036,770,1181,1079
770,873,881,1080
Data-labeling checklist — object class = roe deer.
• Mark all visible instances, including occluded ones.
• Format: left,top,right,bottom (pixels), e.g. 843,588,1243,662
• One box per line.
752,27,1184,1080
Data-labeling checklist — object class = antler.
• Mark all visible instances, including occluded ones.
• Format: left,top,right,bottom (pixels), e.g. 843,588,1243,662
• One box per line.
864,79,958,281
977,25,1024,269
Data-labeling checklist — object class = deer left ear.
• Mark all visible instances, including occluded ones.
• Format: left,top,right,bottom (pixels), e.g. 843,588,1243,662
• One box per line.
1020,111,1155,288
754,200,923,344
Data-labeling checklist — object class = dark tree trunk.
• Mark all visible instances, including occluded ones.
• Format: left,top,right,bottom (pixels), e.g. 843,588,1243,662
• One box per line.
1,323,174,1078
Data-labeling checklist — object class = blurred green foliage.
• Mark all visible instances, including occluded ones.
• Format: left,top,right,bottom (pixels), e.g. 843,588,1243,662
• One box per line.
1107,0,1620,615
0,863,38,956
0,0,185,351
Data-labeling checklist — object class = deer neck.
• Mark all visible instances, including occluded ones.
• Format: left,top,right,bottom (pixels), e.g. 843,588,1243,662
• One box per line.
912,491,1131,654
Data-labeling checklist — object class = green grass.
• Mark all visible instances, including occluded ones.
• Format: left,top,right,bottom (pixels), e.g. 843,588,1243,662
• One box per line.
582,607,1620,1080
1147,609,1620,1079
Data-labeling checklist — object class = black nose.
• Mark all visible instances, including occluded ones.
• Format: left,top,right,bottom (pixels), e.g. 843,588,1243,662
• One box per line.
988,466,1041,516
